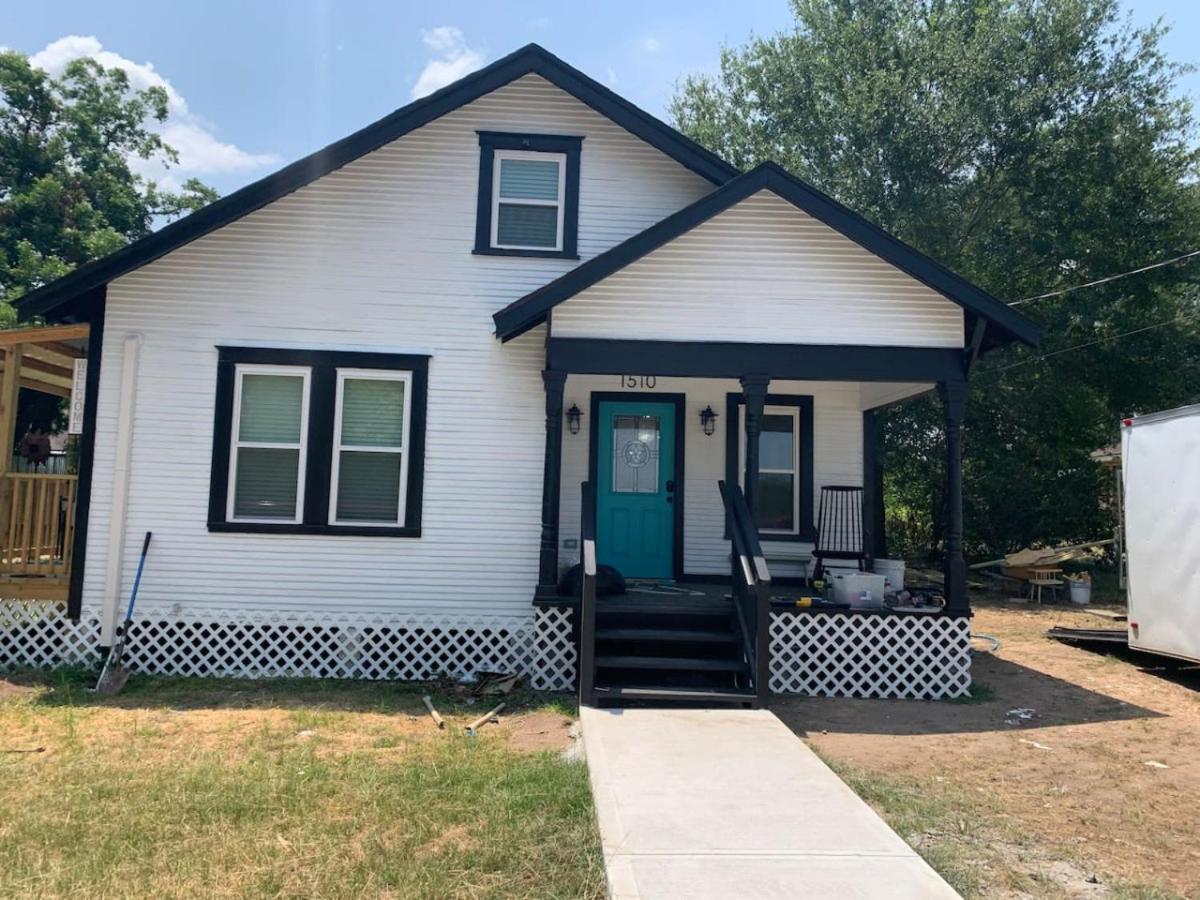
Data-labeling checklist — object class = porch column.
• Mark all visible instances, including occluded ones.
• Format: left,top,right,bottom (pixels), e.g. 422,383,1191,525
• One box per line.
740,374,770,516
862,410,889,562
0,345,21,543
536,369,567,599
939,380,969,614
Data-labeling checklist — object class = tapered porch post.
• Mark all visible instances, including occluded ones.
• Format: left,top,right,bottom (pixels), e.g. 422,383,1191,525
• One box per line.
536,369,568,599
741,374,770,517
940,380,969,614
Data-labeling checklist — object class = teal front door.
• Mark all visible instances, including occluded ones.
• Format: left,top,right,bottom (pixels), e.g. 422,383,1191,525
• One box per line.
595,400,676,579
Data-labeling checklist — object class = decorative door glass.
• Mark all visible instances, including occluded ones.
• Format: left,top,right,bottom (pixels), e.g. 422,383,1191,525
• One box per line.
612,414,660,493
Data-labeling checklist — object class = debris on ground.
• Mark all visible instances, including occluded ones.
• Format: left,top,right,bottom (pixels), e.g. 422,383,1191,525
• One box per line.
472,672,521,697
1019,738,1054,751
465,702,505,736
1005,707,1036,725
562,722,585,762
1144,760,1170,769
421,694,445,729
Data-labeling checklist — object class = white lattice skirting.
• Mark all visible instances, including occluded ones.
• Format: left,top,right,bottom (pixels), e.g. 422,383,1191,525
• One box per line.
0,601,576,691
770,611,972,699
2,600,970,699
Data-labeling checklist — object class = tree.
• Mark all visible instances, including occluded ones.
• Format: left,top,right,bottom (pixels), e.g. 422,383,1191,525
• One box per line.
672,0,1200,559
0,50,217,324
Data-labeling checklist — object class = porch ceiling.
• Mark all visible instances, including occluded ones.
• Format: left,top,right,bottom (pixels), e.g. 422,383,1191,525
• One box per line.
0,324,89,398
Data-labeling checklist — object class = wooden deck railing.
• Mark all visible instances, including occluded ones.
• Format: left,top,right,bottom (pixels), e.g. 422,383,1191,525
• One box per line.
0,473,78,578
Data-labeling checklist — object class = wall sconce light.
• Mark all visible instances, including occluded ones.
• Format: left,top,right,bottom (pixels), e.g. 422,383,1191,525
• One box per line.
699,404,718,436
566,404,582,435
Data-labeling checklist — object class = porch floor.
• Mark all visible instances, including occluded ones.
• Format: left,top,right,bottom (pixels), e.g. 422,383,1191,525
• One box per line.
602,581,732,613
580,706,958,899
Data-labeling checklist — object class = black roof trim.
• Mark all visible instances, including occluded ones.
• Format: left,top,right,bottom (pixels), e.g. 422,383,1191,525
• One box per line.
493,162,1040,348
16,43,739,320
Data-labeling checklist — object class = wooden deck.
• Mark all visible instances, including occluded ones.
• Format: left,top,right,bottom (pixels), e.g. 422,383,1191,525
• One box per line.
0,325,90,603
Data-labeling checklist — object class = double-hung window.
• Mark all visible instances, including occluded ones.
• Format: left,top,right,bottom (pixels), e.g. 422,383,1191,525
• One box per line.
726,394,815,541
475,132,582,259
491,151,565,251
228,366,310,523
210,348,428,537
330,370,412,526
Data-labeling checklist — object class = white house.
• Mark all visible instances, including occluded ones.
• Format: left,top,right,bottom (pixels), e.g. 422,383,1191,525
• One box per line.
0,45,1038,703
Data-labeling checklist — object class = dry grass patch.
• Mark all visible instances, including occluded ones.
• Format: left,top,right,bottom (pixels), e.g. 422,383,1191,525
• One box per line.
0,670,602,899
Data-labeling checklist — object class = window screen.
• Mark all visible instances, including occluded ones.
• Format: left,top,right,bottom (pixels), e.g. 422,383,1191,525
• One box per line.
230,369,307,521
331,373,410,524
493,153,563,249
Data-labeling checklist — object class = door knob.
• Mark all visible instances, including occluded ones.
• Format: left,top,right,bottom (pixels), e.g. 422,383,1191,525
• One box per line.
666,480,676,492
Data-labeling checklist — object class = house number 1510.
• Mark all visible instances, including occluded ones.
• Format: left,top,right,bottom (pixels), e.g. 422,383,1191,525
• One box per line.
620,375,657,389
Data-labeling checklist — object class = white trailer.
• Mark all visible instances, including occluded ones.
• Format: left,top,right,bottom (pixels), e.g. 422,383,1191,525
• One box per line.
1121,403,1200,664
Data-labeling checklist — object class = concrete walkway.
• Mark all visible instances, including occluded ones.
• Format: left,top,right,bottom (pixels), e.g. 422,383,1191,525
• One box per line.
580,707,959,899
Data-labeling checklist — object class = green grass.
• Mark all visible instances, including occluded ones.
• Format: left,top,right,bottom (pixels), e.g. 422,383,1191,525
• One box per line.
0,672,604,899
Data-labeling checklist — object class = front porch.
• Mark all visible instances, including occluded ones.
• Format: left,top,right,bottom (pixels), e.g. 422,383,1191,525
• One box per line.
0,323,94,604
529,338,977,706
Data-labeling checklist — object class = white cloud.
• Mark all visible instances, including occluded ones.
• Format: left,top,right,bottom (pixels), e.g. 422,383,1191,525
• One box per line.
639,37,662,54
607,67,618,87
411,27,484,100
29,35,280,183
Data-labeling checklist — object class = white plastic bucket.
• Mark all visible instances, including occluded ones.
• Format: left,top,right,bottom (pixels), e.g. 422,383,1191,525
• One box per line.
873,558,905,593
1068,580,1092,605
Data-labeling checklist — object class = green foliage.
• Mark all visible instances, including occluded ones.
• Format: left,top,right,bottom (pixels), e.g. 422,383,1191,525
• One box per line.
0,50,216,322
672,0,1200,558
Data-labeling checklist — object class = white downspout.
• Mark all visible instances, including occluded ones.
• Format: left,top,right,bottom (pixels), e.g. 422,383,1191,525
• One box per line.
101,333,142,645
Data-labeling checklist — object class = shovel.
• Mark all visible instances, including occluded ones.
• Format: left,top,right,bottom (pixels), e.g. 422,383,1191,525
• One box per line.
95,531,152,696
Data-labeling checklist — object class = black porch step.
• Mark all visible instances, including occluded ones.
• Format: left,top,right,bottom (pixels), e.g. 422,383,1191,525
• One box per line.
596,598,732,616
595,627,738,644
595,655,746,672
594,684,756,704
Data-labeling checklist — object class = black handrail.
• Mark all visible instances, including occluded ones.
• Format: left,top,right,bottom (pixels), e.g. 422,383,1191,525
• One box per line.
578,480,597,707
718,481,758,673
718,480,772,707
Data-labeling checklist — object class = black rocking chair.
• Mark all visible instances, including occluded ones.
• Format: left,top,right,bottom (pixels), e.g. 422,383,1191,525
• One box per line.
812,485,867,581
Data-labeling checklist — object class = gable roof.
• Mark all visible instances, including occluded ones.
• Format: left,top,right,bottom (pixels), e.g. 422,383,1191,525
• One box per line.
493,162,1040,349
16,43,738,321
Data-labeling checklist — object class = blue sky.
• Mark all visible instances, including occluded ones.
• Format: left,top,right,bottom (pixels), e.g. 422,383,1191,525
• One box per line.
4,1,1198,195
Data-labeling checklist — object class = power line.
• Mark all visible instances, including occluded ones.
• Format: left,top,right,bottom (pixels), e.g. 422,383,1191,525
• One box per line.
1009,249,1200,307
981,309,1200,377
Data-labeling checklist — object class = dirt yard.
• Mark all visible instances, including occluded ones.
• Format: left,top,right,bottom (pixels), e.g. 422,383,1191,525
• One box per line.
775,599,1199,898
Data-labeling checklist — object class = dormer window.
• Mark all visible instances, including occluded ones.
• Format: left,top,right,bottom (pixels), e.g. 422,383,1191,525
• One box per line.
474,132,581,259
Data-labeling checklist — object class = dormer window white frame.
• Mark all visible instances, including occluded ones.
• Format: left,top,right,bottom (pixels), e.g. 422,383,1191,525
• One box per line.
490,149,567,252
474,131,582,260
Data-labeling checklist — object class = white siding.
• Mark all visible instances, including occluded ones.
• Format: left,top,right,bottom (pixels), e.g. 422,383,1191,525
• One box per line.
558,377,865,579
83,74,713,622
553,190,966,348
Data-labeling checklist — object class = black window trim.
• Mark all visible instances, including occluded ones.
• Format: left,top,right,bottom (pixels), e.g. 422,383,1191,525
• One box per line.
208,346,429,537
474,131,582,259
724,392,815,543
